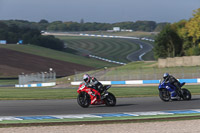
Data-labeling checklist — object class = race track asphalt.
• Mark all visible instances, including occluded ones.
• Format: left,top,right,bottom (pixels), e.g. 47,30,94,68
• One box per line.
127,39,153,61
0,95,200,116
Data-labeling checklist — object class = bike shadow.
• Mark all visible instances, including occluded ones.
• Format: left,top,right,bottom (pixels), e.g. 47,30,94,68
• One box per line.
93,104,136,108
115,104,136,107
170,98,200,102
190,98,200,101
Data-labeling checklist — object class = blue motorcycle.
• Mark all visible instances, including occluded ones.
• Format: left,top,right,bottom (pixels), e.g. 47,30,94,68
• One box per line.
158,79,191,102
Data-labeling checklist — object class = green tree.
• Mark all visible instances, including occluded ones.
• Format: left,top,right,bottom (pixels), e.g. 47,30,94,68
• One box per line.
39,19,49,24
154,24,183,59
185,8,200,47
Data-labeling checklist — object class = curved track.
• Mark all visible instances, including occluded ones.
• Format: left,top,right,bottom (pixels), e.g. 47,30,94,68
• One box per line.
127,40,153,61
1,95,200,116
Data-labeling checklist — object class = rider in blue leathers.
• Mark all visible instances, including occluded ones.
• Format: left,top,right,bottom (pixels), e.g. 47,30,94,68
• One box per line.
163,73,181,97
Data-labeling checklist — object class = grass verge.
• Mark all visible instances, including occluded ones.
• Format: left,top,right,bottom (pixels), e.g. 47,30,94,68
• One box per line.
0,44,117,68
57,36,140,63
0,85,199,100
0,79,18,85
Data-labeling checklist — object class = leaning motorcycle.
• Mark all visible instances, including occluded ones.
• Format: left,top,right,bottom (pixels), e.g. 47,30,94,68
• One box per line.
77,83,116,108
158,79,191,102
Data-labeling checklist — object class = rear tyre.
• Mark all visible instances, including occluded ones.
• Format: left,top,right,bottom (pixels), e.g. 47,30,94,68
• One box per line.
105,92,116,106
181,88,191,100
159,89,170,102
77,92,91,108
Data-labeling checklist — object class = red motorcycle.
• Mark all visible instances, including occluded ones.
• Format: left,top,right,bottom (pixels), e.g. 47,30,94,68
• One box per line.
77,83,116,108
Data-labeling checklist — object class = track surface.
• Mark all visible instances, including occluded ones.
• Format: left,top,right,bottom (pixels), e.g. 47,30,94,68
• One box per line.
127,40,153,61
0,95,200,116
45,33,154,62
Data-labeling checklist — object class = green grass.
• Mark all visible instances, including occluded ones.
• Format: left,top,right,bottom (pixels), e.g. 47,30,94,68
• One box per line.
95,61,200,81
0,44,117,68
112,85,200,97
56,36,140,63
57,61,200,83
142,50,155,61
141,40,155,61
0,87,77,100
0,79,18,85
0,85,199,100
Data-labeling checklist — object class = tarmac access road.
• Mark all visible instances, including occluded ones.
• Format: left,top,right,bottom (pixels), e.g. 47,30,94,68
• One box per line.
0,95,200,116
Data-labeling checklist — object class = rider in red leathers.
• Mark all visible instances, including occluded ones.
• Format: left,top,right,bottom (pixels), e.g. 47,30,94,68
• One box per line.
83,74,103,94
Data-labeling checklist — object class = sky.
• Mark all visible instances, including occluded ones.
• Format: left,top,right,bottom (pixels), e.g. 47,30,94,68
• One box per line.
0,0,199,23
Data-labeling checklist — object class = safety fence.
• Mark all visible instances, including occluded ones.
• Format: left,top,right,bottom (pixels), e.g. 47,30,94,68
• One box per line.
73,66,200,82
18,71,56,85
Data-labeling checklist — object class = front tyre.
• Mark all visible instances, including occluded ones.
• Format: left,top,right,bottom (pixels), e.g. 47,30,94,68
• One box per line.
159,89,170,102
181,88,192,100
77,92,91,108
104,92,116,106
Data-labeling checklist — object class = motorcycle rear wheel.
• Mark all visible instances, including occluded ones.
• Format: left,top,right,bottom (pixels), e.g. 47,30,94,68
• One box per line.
181,88,192,100
77,92,91,108
159,89,170,102
104,92,116,106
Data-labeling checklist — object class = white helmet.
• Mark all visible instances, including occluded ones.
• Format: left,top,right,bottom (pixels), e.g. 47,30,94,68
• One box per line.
83,74,90,83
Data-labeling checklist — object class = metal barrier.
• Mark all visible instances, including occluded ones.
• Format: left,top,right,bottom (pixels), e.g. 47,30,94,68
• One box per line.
18,70,56,85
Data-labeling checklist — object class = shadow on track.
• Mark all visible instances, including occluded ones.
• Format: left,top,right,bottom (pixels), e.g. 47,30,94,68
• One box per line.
89,104,136,108
190,98,200,101
167,98,200,102
115,104,136,107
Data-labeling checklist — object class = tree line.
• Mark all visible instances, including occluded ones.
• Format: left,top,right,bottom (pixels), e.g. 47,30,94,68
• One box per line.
154,8,200,59
1,19,168,32
0,19,168,52
0,21,64,51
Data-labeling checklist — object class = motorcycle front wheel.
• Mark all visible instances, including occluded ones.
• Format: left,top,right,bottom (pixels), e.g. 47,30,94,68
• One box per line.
159,89,170,102
77,92,91,108
104,92,116,106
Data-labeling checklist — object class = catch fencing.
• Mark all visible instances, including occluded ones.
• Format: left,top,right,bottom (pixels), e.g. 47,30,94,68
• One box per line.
74,67,200,82
18,71,56,85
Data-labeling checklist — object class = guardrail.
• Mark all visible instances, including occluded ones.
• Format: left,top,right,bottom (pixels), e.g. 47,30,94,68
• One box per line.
89,55,126,65
79,33,155,42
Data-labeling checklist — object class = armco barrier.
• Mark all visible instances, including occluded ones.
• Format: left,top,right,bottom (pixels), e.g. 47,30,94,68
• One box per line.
79,33,155,42
71,78,200,85
15,82,56,87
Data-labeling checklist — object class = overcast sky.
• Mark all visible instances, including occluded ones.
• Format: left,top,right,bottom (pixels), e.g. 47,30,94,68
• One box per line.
0,0,199,23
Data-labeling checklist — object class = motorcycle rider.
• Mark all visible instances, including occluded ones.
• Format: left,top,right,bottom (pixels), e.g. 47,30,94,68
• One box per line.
83,74,103,94
163,73,181,98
